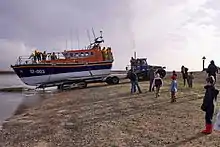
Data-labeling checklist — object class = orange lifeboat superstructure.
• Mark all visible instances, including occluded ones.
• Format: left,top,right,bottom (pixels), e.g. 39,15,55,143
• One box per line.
40,46,113,64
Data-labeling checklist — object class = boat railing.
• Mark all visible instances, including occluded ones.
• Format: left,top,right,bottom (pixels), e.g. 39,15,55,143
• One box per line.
15,56,35,65
14,52,67,65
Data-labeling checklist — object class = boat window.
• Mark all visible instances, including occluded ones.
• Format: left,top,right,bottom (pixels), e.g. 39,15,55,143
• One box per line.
75,53,79,57
90,52,94,55
80,52,84,57
85,52,89,56
70,53,73,57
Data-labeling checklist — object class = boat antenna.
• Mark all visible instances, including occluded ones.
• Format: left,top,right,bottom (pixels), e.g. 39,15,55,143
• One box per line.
86,29,92,49
76,29,80,49
92,27,96,39
132,31,136,59
100,30,103,38
70,29,73,49
134,51,137,59
86,29,92,44
65,40,68,49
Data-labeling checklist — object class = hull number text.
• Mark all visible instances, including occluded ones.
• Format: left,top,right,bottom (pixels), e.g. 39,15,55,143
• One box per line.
30,69,45,74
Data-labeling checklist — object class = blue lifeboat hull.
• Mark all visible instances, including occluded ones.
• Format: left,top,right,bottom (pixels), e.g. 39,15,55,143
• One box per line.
11,61,113,86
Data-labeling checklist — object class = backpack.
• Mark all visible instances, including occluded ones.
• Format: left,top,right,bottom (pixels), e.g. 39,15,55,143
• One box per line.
155,79,162,86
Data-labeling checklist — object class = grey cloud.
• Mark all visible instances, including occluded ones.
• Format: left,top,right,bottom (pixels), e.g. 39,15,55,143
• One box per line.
0,0,133,70
0,0,132,46
1,0,220,71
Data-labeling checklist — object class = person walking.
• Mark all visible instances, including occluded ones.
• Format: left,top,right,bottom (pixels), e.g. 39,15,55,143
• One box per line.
149,68,155,92
201,76,219,134
187,72,194,88
127,69,142,94
152,73,163,98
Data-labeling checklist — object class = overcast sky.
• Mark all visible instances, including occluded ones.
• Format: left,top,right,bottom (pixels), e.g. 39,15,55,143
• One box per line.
0,0,220,71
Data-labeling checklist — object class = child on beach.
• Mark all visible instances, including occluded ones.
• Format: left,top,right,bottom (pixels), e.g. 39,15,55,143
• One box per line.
187,72,194,88
201,76,219,134
170,75,178,103
152,73,163,98
172,70,177,78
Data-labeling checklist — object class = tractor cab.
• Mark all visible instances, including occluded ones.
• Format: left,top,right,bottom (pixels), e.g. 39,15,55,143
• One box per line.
126,57,166,81
135,58,149,72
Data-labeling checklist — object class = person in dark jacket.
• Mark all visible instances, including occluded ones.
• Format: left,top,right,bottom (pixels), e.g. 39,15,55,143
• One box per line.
201,76,219,134
181,66,188,86
206,60,218,82
152,73,163,98
181,66,186,86
127,69,142,94
184,67,189,86
187,72,194,88
155,68,166,78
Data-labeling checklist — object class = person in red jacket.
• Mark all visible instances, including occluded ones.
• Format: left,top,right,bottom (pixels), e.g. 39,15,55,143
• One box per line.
172,70,177,78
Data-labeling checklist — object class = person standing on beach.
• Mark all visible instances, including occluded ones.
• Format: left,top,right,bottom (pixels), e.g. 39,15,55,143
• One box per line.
152,73,163,98
201,76,219,134
170,75,178,103
181,66,188,86
149,68,155,92
181,66,185,85
187,72,194,88
127,69,142,94
207,60,218,82
172,70,177,78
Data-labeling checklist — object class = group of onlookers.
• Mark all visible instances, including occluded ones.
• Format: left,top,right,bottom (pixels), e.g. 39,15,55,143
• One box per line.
127,67,177,103
127,59,220,134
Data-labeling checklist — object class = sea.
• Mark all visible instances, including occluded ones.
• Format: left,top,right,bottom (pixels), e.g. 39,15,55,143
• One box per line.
0,74,57,125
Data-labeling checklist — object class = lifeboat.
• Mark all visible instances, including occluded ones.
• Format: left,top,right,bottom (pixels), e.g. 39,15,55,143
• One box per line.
11,31,114,87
